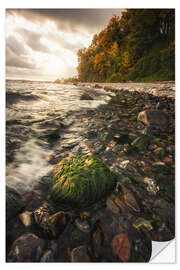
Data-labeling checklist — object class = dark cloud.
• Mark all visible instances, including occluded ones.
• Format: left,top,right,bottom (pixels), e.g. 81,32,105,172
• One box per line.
16,28,51,53
6,9,123,34
6,46,36,69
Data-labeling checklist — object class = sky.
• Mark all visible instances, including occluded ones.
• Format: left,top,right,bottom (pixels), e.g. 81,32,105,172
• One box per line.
6,9,123,81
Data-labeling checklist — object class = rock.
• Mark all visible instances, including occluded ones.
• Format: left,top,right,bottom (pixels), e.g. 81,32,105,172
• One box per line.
137,110,168,130
153,198,174,221
38,128,61,143
21,191,34,203
129,135,150,152
111,233,131,262
133,217,153,231
151,197,175,241
91,223,104,257
166,145,175,154
33,202,53,235
50,155,117,208
113,134,132,145
6,186,24,221
40,250,54,262
120,185,140,212
70,245,91,262
151,222,174,242
48,211,72,238
156,102,168,111
148,144,158,151
74,218,91,233
7,233,46,262
163,156,173,165
119,160,130,169
94,84,102,88
152,161,169,174
107,184,140,214
33,202,71,238
106,194,121,214
80,93,94,100
34,202,51,225
19,211,33,227
86,130,98,139
153,147,165,158
91,211,152,262
144,177,159,195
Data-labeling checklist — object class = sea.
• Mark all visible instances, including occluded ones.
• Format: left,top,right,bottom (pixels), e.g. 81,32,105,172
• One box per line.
6,79,111,195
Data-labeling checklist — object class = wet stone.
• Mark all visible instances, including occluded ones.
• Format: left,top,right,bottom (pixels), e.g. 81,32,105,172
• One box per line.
7,233,46,262
40,250,55,262
6,187,24,221
19,211,33,228
111,233,131,262
91,210,152,262
80,93,94,100
137,110,169,131
70,245,91,262
75,218,91,233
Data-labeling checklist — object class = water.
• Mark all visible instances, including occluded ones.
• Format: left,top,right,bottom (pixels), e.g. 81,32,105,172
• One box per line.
6,80,111,194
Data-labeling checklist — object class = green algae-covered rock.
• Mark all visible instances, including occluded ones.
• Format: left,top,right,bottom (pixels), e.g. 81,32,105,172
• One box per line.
50,155,117,208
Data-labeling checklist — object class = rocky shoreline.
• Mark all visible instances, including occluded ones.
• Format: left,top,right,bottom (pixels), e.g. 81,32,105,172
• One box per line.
77,81,175,98
6,82,175,262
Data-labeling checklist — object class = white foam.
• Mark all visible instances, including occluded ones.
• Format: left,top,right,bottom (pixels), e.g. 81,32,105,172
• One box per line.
6,139,53,194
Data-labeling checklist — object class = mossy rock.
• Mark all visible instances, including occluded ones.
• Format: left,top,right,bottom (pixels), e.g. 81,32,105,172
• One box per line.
50,155,117,209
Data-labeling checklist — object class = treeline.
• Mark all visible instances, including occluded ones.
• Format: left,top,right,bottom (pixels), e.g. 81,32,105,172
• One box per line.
77,9,175,82
54,77,78,84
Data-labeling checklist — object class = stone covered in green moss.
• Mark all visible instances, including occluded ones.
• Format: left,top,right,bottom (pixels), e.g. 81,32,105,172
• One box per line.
50,155,117,208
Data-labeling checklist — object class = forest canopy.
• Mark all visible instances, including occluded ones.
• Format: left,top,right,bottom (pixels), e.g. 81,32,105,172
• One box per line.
77,9,175,82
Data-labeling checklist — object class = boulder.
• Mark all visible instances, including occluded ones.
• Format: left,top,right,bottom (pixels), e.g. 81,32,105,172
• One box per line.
7,233,46,262
6,186,24,221
50,155,117,208
137,110,168,130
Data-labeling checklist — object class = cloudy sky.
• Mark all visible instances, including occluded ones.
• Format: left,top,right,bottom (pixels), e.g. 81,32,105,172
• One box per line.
6,9,123,81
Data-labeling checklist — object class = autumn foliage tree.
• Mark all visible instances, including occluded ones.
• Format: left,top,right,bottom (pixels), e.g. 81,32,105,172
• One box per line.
77,9,175,82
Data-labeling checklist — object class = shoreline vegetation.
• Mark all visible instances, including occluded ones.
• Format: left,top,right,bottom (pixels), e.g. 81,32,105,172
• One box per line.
55,9,175,84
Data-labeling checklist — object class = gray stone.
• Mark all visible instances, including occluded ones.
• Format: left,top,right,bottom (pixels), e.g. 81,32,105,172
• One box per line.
70,245,91,262
7,233,45,262
137,110,168,130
